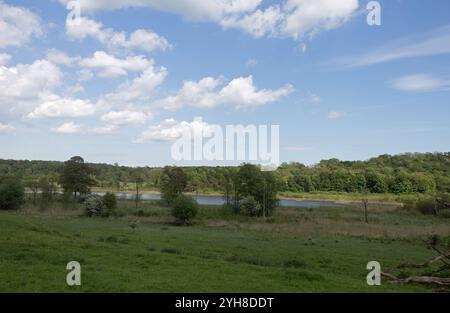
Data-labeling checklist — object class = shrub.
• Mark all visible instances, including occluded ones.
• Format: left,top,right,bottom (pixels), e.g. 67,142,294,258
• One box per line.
415,198,437,215
437,209,450,219
171,195,199,225
240,196,262,217
84,195,105,217
0,178,25,210
102,192,117,216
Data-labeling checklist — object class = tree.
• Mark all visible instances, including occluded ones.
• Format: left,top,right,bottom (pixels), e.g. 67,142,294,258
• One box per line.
160,166,187,205
0,177,25,210
131,170,144,208
171,195,199,225
59,156,96,199
102,192,117,216
365,171,388,193
227,164,279,217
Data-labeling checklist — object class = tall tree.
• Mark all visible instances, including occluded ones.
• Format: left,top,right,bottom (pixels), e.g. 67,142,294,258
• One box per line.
59,156,96,199
160,166,187,204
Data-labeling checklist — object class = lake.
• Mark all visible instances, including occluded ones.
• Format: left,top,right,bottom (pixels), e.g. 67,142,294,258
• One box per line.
94,192,343,208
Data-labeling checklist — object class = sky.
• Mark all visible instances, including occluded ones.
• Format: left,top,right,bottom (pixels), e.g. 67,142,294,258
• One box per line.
0,0,449,167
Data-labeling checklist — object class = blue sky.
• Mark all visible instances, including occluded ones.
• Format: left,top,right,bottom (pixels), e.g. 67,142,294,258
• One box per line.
0,0,449,167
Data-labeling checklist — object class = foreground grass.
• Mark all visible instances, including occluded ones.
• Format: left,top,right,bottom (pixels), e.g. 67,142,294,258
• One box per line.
0,200,449,292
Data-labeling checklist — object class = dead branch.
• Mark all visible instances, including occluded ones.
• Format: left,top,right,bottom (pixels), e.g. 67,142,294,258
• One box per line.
382,272,450,286
398,253,450,269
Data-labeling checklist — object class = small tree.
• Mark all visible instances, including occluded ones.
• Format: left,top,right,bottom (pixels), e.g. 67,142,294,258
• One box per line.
0,177,25,210
60,156,96,199
161,166,187,205
102,192,117,216
240,196,261,217
171,195,198,225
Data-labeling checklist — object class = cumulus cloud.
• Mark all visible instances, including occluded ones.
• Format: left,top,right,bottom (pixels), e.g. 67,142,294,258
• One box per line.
46,49,80,67
134,117,213,143
0,60,62,119
100,110,151,126
66,16,171,53
60,0,357,41
0,122,15,134
79,51,153,78
51,122,84,134
98,62,168,107
391,74,450,92
27,95,96,119
59,0,261,21
221,0,359,40
155,75,292,111
0,1,43,48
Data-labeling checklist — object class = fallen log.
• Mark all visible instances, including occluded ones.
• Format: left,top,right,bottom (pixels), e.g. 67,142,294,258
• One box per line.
382,272,450,286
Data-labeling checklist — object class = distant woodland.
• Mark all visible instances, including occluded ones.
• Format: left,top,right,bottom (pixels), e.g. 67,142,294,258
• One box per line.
0,152,449,194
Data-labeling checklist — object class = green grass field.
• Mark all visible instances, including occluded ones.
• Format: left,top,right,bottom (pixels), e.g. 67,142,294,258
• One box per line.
1,199,449,292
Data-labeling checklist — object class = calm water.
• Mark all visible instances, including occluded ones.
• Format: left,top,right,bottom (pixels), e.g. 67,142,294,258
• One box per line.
95,192,342,208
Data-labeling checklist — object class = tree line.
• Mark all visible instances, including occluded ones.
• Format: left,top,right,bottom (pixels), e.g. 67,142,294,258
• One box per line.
0,152,448,195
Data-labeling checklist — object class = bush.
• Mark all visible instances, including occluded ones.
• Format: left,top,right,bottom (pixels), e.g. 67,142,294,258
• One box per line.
0,178,25,210
437,209,450,219
240,196,262,217
171,195,199,225
415,198,437,215
84,195,106,217
102,192,117,216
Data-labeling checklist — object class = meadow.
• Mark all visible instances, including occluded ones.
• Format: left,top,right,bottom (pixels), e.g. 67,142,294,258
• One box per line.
1,198,449,292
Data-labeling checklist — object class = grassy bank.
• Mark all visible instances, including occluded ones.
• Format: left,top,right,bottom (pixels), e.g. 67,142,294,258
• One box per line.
0,198,449,292
92,187,426,204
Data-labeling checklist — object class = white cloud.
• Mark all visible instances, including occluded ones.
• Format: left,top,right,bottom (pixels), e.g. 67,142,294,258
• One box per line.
79,51,153,78
0,122,14,134
336,24,450,67
219,76,293,109
27,95,96,119
51,122,84,134
66,16,170,52
0,60,62,119
98,62,168,107
391,74,450,92
155,77,223,110
46,49,79,66
109,29,171,53
0,53,11,65
59,0,261,21
327,111,345,119
101,110,151,126
155,75,292,110
0,60,62,100
0,2,43,48
221,0,359,40
60,0,357,41
135,117,213,143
